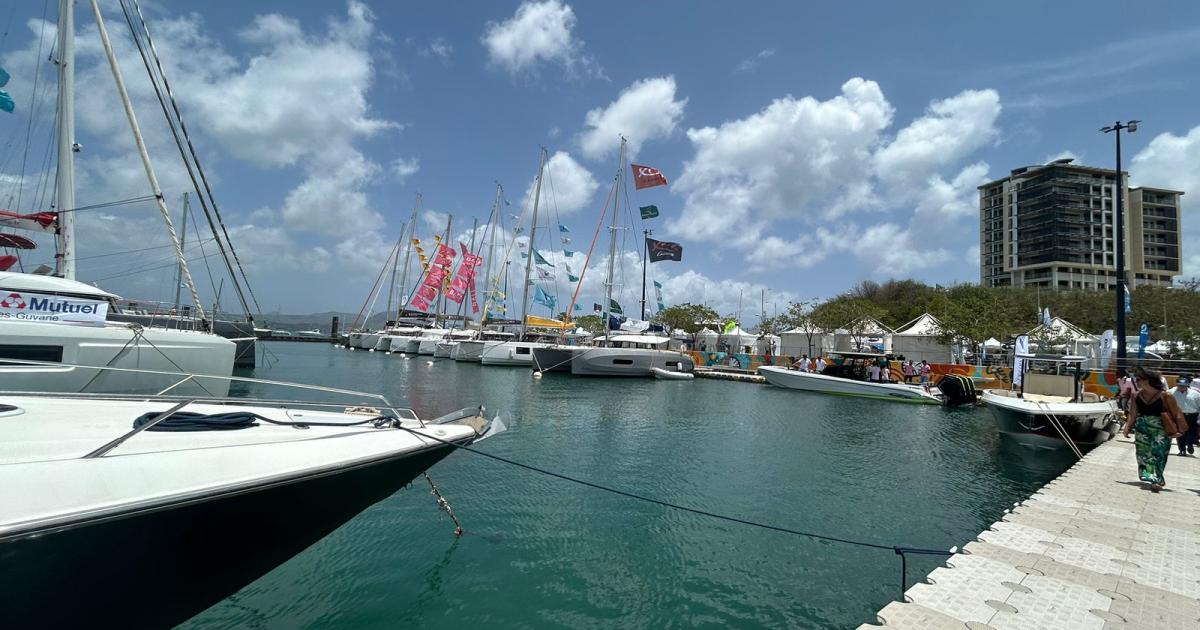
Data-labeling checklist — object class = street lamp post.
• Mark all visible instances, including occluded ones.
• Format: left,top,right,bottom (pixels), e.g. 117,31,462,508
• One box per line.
1101,119,1140,367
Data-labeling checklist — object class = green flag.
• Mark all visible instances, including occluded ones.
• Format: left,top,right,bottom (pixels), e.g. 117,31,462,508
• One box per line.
723,320,737,334
568,274,580,282
533,249,552,266
639,205,659,219
610,299,624,315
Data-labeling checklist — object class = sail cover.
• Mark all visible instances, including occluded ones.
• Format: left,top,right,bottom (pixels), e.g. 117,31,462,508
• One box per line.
0,210,58,232
0,233,37,249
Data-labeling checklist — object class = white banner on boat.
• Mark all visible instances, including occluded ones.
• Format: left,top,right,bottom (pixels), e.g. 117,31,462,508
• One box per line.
1012,335,1029,388
1099,329,1114,370
0,290,108,325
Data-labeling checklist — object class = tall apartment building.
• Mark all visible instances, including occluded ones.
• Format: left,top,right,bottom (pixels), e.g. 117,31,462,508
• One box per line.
979,158,1183,289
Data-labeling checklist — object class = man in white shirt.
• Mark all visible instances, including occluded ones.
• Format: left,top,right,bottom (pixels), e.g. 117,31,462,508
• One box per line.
814,356,827,373
1171,376,1200,456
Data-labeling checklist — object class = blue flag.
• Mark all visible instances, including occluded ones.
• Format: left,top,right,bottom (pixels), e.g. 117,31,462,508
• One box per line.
1138,323,1149,360
0,67,10,87
568,274,579,282
1123,285,1132,314
558,224,570,233
573,303,582,312
533,286,557,310
563,250,575,257
0,90,13,114
533,249,552,266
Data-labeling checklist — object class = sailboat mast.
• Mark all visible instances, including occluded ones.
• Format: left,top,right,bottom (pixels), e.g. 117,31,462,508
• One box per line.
435,215,452,327
602,138,626,341
383,222,404,325
397,194,421,321
519,147,548,339
477,184,503,332
89,0,206,322
54,0,76,279
173,193,190,312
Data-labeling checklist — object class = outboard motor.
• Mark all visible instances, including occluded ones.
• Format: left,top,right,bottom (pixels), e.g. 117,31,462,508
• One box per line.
937,374,979,406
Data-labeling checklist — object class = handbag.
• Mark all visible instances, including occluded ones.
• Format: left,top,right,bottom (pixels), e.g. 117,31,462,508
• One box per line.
1160,396,1186,435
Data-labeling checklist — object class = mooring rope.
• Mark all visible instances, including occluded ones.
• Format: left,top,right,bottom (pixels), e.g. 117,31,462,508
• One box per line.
395,423,955,596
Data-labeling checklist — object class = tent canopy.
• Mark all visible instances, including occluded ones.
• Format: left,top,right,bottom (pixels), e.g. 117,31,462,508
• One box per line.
893,313,941,336
982,337,1003,348
1025,316,1093,342
696,327,719,339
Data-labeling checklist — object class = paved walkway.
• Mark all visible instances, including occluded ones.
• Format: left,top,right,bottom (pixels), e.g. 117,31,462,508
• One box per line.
859,434,1200,630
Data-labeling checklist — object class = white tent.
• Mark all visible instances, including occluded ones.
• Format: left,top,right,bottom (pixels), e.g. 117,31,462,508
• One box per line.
756,334,781,355
891,313,951,362
780,327,834,357
694,327,719,352
834,317,893,353
1025,316,1098,356
717,325,757,353
982,337,1003,349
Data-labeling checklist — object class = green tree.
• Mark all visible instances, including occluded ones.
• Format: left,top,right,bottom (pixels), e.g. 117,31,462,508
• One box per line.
654,302,720,336
572,314,607,335
781,300,823,357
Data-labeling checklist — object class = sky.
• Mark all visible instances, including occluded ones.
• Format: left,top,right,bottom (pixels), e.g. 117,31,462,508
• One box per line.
1,0,1199,323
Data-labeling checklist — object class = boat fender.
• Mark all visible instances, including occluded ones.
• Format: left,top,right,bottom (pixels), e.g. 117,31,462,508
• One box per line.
533,371,543,379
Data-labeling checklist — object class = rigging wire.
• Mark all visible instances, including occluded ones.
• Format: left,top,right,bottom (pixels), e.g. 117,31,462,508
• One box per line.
12,0,50,213
116,0,260,321
188,206,222,312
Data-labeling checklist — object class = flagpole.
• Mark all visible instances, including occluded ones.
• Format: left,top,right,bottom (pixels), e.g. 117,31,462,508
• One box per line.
397,194,421,322
641,229,651,320
520,147,548,339
477,184,502,331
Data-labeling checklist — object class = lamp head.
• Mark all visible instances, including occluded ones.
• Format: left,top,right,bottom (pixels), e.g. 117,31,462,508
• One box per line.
1128,120,1140,132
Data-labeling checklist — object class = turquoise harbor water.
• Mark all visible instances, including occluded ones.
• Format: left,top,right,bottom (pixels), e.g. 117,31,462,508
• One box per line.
183,342,1073,629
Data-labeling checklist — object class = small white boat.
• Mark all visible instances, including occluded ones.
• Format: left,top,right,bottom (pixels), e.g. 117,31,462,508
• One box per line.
652,367,694,380
981,354,1119,451
569,335,695,377
758,354,941,405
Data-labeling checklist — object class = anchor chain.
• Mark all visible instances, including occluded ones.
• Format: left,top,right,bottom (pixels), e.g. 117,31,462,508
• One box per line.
424,472,464,536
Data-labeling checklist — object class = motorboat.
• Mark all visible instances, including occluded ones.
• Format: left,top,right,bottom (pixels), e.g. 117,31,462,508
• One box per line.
981,354,1119,451
295,329,323,337
0,361,501,628
453,330,516,362
758,352,941,404
480,339,554,367
569,334,695,377
0,272,235,396
652,366,694,380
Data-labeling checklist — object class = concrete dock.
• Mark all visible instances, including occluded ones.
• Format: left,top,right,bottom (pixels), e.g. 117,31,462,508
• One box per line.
860,434,1200,630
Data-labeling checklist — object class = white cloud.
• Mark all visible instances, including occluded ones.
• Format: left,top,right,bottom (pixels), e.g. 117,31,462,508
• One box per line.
279,151,383,237
421,37,454,64
670,80,1000,277
873,89,1000,194
1130,125,1200,196
391,157,420,181
736,48,775,73
531,151,598,214
671,78,894,241
481,0,599,77
579,76,686,160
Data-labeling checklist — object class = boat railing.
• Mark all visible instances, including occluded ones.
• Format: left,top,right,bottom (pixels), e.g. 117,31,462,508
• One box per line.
0,357,423,425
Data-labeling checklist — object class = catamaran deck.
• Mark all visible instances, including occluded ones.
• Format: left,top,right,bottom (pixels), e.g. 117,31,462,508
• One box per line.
859,434,1200,630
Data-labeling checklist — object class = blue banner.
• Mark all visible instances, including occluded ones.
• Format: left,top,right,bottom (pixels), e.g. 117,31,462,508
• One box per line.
1138,322,1149,360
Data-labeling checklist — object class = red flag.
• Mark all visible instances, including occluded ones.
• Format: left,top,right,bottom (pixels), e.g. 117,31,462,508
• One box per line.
0,210,58,232
631,164,668,190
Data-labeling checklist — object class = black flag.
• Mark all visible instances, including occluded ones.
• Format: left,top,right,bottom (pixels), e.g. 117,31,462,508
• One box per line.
646,237,683,262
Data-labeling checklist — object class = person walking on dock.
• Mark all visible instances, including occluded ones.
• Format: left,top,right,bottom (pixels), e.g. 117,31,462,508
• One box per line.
919,360,932,392
1170,376,1199,456
902,360,915,383
1124,368,1186,491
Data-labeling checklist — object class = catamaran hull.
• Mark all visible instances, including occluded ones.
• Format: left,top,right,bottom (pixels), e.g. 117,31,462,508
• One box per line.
434,342,456,358
531,346,581,372
569,348,693,377
453,340,486,362
758,366,941,404
417,339,441,355
480,341,550,367
360,333,384,350
0,441,465,629
981,391,1119,451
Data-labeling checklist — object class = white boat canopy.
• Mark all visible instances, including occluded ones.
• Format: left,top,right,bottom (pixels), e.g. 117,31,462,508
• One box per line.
0,271,119,300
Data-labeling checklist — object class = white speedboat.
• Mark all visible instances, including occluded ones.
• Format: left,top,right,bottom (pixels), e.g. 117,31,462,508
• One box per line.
758,353,941,405
981,354,1119,451
569,335,695,377
0,273,235,396
0,363,500,628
